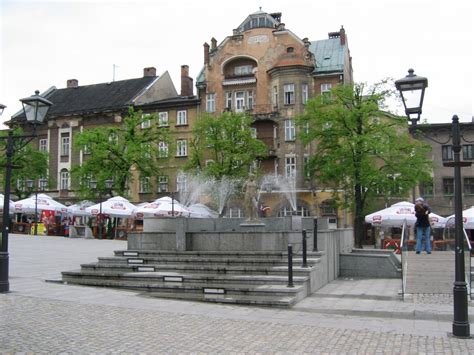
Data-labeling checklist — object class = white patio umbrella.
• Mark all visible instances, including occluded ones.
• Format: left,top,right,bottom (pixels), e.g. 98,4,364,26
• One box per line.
86,196,136,218
365,201,446,228
68,200,94,216
14,193,69,214
0,194,14,214
446,206,474,229
134,197,190,218
188,203,219,218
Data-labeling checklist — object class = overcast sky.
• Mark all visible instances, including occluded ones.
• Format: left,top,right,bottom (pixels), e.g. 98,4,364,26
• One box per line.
1,0,472,125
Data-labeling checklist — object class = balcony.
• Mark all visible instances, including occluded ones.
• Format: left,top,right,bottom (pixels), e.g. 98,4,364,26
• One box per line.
248,104,279,121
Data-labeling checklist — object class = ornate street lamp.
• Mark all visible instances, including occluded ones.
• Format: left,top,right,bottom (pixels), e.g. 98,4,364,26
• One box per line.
395,69,428,126
1,91,52,293
396,71,470,338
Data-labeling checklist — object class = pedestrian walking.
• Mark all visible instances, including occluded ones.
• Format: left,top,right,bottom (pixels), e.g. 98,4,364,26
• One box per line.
414,197,432,254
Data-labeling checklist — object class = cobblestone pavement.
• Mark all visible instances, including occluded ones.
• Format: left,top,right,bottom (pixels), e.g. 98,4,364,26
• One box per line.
1,235,474,353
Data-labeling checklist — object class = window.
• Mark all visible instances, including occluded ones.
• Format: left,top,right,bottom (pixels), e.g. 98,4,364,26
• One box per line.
302,84,309,104
442,145,453,161
463,145,474,160
287,47,294,53
158,141,169,158
141,114,151,129
321,83,332,93
284,120,296,141
285,156,296,178
321,83,332,102
177,174,187,192
16,179,25,191
176,110,187,125
139,176,151,193
303,154,310,178
234,65,253,76
39,139,48,152
206,93,216,113
235,91,245,112
419,179,434,197
464,178,474,195
302,122,310,134
157,175,168,193
284,84,295,105
60,169,69,190
158,112,169,126
250,128,257,139
176,139,187,157
83,143,91,155
273,86,278,108
443,177,454,196
142,143,151,159
226,92,233,110
321,200,337,216
247,90,254,110
61,135,70,156
278,205,310,217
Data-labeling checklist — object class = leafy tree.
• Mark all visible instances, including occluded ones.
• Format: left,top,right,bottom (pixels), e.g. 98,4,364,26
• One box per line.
72,107,170,198
299,82,432,247
0,128,49,199
185,112,268,179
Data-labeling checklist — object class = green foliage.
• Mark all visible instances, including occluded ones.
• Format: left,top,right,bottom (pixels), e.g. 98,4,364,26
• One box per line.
0,128,49,199
298,82,432,245
72,107,170,198
185,112,268,179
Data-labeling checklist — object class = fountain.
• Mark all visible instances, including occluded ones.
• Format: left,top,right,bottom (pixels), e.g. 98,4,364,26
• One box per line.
259,174,297,213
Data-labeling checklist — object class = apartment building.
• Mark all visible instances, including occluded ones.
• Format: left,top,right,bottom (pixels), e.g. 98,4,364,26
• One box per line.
196,10,353,222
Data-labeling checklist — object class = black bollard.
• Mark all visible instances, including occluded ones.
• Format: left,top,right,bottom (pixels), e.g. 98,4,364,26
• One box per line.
313,218,318,251
287,244,294,288
302,230,308,268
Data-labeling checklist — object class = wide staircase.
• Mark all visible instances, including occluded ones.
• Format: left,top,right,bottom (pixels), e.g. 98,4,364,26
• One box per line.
400,220,472,297
405,251,455,294
62,250,323,307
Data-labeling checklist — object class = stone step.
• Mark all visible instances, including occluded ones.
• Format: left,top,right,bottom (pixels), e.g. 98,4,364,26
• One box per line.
141,291,298,308
80,262,316,276
62,270,309,286
61,274,305,299
114,250,324,259
97,256,320,267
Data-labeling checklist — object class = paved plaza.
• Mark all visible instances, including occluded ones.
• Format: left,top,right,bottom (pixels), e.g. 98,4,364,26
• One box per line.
1,235,474,353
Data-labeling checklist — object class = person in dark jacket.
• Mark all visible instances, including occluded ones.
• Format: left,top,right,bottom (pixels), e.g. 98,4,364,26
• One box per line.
414,197,432,254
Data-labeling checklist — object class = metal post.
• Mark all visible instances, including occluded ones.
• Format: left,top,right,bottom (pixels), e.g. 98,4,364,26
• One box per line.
287,244,294,288
313,218,318,251
450,115,471,337
0,131,14,292
34,188,38,236
98,194,103,239
302,230,308,268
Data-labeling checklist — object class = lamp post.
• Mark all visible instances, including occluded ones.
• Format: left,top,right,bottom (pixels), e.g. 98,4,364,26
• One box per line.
26,178,47,235
0,91,52,293
89,179,113,239
396,70,470,338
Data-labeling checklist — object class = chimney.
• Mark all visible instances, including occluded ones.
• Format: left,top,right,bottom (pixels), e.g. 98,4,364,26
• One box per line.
210,37,217,51
339,26,346,45
143,67,156,77
180,65,194,97
203,42,210,65
67,79,78,88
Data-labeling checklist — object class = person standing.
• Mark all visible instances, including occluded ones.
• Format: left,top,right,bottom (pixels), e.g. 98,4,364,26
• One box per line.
414,197,432,254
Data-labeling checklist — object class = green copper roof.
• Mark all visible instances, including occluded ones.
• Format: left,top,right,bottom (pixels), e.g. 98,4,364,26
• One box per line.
309,38,345,75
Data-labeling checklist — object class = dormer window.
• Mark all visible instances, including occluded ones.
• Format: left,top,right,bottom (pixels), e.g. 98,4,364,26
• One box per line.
234,65,253,76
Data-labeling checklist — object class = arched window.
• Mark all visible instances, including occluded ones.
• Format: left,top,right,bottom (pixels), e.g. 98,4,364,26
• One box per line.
60,169,69,190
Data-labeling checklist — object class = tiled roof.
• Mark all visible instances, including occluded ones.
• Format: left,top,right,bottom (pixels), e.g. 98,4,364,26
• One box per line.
309,38,345,75
13,76,158,120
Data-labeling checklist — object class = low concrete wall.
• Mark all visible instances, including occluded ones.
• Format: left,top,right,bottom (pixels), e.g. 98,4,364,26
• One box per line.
339,249,401,278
